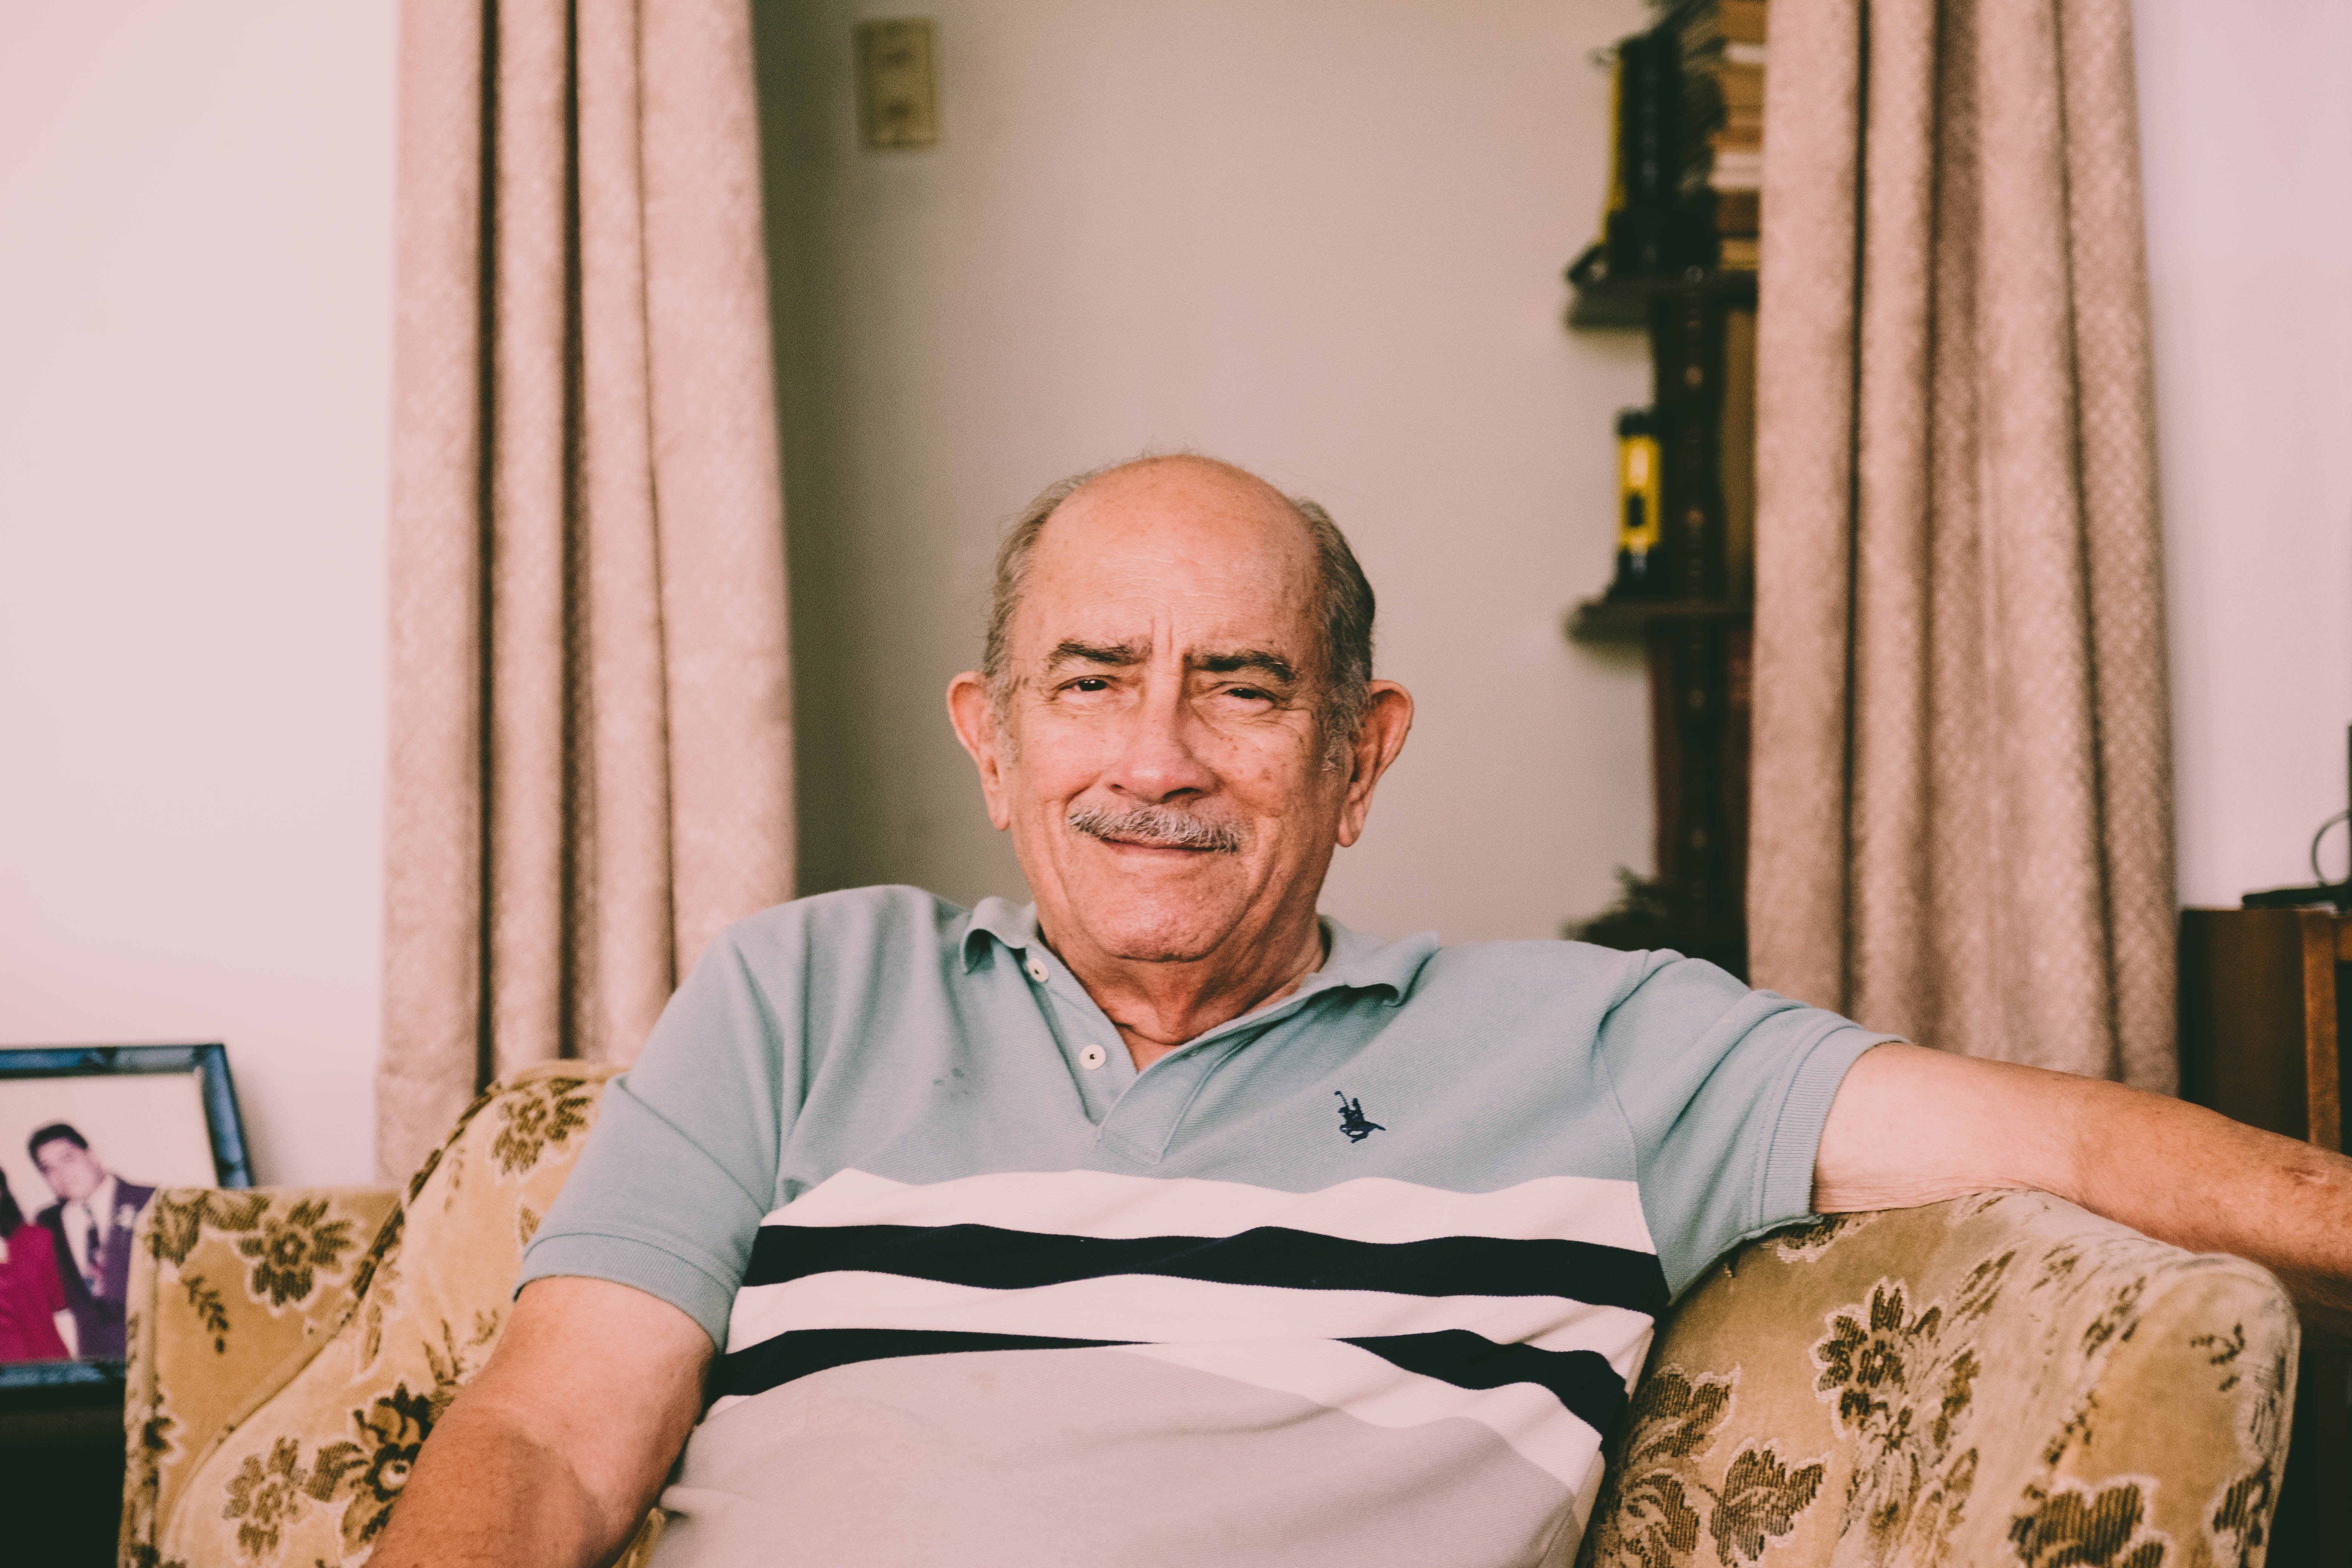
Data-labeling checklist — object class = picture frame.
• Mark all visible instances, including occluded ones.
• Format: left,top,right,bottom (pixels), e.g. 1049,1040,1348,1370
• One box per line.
0,1043,250,1388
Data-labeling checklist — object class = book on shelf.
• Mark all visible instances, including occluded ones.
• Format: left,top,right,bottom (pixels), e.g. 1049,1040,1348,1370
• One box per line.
1669,2,1768,253
1713,61,1765,111
1607,29,1698,278
1708,147,1763,188
1571,18,1717,288
1568,0,1766,296
1671,0,1767,54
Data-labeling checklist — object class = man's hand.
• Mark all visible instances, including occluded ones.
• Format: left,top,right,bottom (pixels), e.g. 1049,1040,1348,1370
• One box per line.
1816,1043,2352,1340
371,1276,712,1568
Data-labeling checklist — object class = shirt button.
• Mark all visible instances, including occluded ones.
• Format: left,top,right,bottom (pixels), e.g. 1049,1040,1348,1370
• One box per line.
1025,960,1047,983
1079,1044,1107,1070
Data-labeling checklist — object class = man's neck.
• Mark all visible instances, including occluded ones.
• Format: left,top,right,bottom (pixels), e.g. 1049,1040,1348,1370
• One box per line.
1044,913,1328,1073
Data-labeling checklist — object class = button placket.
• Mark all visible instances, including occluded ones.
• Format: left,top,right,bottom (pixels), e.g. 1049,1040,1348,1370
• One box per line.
1012,941,1362,1156
1025,953,1134,1116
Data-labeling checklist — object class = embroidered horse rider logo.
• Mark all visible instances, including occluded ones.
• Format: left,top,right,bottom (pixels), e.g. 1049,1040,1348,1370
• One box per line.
1334,1090,1385,1144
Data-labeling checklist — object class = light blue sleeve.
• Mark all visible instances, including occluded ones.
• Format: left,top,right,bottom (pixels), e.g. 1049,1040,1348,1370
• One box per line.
1593,952,1898,1297
516,920,805,1351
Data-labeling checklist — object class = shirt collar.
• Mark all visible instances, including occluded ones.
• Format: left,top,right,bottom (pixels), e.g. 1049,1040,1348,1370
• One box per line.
963,896,1040,964
960,897,1438,1004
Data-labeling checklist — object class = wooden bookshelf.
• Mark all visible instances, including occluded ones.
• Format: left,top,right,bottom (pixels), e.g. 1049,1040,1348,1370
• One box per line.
1561,289,1757,975
1560,5,1763,976
1563,267,1756,331
1565,597,1750,641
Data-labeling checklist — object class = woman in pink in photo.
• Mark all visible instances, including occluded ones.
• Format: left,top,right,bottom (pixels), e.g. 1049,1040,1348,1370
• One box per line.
0,1165,74,1361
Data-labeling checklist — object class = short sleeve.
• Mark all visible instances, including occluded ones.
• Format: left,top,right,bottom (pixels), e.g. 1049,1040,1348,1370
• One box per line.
1594,954,1897,1296
517,925,804,1350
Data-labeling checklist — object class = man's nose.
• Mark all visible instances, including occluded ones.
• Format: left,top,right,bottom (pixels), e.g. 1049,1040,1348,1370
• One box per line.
1106,683,1214,802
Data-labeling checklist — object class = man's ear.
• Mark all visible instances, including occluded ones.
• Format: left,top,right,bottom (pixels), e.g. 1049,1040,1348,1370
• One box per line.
946,671,1014,832
1335,681,1413,848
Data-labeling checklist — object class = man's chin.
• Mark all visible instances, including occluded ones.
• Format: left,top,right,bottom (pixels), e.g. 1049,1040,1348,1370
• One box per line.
1033,841,1264,961
1057,894,1240,966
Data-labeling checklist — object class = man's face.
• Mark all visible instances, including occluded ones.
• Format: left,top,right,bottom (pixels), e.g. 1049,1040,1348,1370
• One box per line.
954,459,1387,967
34,1139,105,1204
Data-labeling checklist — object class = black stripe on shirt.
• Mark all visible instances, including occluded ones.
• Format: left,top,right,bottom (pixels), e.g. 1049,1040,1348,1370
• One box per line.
712,1327,1125,1402
1344,1331,1629,1439
742,1223,1668,1317
712,1324,1628,1440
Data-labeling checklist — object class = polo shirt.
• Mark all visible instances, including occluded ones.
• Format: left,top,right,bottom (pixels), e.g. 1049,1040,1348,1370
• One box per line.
519,885,1892,1568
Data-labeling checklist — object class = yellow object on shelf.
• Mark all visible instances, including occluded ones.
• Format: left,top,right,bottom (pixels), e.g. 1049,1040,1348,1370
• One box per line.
1613,407,1661,594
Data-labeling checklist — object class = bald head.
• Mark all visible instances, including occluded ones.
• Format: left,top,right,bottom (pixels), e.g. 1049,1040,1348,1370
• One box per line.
983,456,1377,757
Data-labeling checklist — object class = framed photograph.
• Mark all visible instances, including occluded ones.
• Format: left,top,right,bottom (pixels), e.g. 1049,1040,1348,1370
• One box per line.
0,1043,248,1386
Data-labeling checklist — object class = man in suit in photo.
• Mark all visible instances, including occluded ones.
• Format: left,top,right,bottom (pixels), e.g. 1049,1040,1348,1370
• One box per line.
29,1122,155,1360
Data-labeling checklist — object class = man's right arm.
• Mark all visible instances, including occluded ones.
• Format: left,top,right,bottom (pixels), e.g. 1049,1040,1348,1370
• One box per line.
371,1276,712,1568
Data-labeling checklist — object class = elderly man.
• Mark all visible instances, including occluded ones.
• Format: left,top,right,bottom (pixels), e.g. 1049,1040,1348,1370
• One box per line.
379,456,2352,1568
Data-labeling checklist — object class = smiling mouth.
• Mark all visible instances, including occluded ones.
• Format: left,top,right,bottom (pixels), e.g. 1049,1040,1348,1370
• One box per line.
1066,804,1245,854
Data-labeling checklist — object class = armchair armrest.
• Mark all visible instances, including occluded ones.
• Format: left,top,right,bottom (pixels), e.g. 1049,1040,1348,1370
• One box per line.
122,1185,400,1566
131,1063,646,1566
1579,1191,2297,1566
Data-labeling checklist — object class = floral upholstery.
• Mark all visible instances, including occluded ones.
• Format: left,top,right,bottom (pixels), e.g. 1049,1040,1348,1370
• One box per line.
1577,1193,2296,1568
119,1062,657,1568
122,1066,2293,1568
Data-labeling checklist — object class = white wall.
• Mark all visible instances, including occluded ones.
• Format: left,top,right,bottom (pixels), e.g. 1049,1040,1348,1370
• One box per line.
0,2,395,1185
756,0,1657,944
2137,0,2352,904
1,1,2331,1194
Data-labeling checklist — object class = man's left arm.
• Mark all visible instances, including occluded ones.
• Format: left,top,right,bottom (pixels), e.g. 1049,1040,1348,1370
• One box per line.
1815,1043,2352,1338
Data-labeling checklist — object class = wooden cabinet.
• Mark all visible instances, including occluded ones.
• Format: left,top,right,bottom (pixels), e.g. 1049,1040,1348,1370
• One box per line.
2180,907,2346,1151
2179,906,2350,1562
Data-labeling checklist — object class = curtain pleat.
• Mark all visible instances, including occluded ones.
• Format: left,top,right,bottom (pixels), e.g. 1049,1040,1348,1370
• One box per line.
380,0,793,1182
1749,0,2174,1090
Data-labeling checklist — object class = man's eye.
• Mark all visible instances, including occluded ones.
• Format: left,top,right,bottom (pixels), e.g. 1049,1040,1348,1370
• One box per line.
1225,687,1271,703
1070,677,1111,692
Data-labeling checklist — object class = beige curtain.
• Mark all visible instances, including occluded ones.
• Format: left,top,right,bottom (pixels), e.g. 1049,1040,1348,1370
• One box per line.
380,0,795,1181
1748,0,2174,1089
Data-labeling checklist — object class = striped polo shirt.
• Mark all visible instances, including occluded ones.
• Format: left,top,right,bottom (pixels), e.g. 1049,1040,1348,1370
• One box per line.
520,885,1889,1567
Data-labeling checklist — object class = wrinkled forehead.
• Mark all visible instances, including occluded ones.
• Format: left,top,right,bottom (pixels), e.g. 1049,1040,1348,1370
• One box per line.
1012,464,1322,666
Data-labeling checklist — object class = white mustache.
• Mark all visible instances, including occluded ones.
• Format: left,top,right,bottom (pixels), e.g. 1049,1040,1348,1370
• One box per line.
1066,804,1245,853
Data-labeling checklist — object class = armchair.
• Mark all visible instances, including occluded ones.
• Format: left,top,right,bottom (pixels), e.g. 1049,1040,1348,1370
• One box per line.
118,1064,2294,1566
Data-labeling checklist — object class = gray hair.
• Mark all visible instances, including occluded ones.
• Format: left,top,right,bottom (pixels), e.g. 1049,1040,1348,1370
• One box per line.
981,460,1378,764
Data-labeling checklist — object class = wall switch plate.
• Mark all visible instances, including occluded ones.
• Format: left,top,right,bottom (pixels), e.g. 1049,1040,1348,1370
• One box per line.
855,19,938,150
